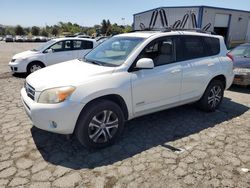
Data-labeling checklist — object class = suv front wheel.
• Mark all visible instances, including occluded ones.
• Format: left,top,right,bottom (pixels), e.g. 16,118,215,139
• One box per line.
197,80,224,112
75,99,125,149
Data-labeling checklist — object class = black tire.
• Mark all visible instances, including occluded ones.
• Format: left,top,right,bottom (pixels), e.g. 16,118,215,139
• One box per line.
75,99,125,149
27,62,45,74
197,80,224,112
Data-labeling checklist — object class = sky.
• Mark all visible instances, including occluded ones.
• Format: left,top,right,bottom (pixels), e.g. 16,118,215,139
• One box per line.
1,0,250,27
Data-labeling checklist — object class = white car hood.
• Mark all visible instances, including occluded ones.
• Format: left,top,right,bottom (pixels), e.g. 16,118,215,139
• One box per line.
13,50,38,59
26,59,115,91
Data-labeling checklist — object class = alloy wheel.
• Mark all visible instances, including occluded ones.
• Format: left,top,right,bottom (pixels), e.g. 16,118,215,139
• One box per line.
208,85,222,108
88,110,119,143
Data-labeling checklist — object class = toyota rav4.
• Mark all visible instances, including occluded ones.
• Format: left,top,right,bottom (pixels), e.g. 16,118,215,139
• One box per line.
21,30,234,149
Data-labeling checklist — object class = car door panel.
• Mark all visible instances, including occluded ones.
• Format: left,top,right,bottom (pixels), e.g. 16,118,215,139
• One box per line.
45,40,73,66
131,63,182,114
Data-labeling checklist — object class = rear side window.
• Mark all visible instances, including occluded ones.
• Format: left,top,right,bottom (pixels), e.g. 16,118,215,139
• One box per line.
73,40,82,50
183,36,205,60
203,37,220,56
82,41,93,49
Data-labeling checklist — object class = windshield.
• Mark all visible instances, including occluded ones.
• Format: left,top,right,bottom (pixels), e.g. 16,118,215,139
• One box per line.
84,36,145,67
31,40,56,51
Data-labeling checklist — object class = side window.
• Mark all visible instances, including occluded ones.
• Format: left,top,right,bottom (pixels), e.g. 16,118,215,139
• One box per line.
82,41,93,49
64,40,72,50
49,41,64,52
73,40,82,50
183,36,205,60
203,37,220,56
140,38,175,66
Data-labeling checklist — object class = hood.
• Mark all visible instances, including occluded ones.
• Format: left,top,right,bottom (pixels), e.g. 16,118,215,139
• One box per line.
26,59,115,91
13,50,38,59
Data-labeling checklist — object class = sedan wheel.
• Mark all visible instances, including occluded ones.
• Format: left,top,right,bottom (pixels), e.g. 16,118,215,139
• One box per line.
30,64,42,73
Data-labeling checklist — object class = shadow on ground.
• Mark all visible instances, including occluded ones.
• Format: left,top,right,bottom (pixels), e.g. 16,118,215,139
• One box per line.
31,97,249,170
0,72,27,79
229,84,250,94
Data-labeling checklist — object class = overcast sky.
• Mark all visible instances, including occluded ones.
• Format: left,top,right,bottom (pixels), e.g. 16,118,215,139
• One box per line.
1,0,250,27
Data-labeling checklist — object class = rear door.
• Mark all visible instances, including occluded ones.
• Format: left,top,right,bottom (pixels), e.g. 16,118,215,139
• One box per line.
72,40,94,59
178,36,221,101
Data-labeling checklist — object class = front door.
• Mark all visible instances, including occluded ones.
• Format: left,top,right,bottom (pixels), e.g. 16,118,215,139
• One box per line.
45,40,73,66
131,37,182,115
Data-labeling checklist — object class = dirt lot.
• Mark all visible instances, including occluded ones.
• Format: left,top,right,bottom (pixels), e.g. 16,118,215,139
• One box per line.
0,42,250,187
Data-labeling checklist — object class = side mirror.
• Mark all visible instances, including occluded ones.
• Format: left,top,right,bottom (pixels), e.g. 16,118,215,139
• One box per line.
136,58,154,69
45,49,53,53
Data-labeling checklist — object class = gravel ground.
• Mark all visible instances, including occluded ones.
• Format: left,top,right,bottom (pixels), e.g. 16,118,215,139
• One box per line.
0,42,250,187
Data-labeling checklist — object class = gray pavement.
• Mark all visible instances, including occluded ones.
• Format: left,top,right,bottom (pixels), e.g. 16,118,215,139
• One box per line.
0,42,250,187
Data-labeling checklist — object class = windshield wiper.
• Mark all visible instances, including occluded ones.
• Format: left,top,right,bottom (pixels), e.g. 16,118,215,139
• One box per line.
84,59,103,66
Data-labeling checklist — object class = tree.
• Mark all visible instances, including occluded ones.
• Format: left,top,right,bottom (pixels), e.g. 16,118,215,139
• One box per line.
15,25,25,35
101,19,107,35
51,26,59,36
41,29,48,37
31,26,40,36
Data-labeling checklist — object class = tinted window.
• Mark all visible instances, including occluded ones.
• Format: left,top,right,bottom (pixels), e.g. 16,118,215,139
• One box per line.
203,37,220,56
183,36,205,60
82,41,93,49
73,40,82,50
64,41,72,50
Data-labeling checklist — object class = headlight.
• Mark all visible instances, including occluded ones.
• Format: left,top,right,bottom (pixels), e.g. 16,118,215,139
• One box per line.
38,86,76,104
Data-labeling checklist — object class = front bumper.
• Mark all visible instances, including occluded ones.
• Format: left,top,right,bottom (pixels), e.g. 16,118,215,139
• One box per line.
9,61,27,73
21,88,84,134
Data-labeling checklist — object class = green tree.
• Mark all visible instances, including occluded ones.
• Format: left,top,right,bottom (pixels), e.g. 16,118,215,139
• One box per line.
101,19,107,35
15,25,25,35
41,28,48,37
31,26,40,36
51,26,60,36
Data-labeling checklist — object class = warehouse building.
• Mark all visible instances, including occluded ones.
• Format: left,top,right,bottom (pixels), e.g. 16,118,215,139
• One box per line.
133,6,250,48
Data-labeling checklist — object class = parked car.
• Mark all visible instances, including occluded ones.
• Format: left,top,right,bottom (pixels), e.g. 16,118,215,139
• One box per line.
9,38,97,74
228,43,250,86
75,35,91,39
21,30,234,149
15,35,24,42
5,35,14,42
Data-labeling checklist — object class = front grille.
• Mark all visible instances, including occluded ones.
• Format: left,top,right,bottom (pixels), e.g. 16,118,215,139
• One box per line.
25,81,35,100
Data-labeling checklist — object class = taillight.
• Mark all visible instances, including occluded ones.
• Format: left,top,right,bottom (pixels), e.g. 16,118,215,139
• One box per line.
227,53,234,62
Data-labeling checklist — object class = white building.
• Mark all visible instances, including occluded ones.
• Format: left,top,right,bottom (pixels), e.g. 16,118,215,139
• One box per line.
133,6,250,47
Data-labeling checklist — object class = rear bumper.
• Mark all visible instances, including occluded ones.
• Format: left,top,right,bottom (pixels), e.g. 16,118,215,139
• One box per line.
21,88,84,134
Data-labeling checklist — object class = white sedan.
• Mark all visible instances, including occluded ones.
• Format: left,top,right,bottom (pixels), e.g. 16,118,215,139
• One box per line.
9,38,97,74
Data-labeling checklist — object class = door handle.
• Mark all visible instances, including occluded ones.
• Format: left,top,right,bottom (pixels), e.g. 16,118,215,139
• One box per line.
171,69,181,74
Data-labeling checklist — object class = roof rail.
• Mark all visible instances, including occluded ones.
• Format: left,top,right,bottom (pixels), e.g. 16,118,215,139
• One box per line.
131,27,217,35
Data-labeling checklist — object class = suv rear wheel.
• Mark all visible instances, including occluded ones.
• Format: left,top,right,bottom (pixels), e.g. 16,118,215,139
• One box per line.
75,100,125,149
197,80,224,112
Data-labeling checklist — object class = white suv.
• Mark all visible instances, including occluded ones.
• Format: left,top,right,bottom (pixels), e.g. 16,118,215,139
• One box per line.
9,38,97,74
21,30,234,149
